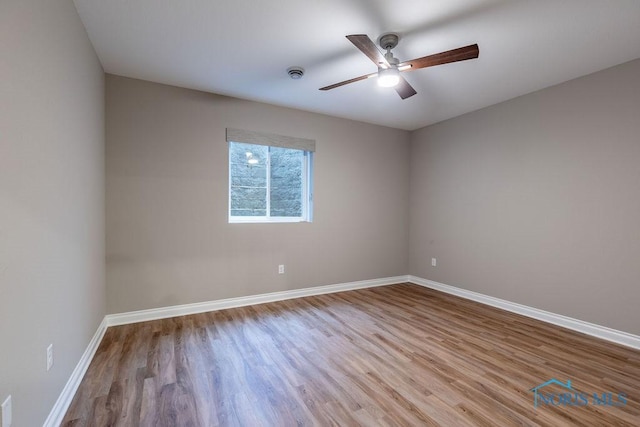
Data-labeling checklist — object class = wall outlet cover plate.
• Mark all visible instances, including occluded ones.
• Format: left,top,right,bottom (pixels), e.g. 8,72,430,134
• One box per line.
1,395,12,427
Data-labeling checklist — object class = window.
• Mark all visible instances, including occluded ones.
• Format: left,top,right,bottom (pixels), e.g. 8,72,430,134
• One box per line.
227,128,314,223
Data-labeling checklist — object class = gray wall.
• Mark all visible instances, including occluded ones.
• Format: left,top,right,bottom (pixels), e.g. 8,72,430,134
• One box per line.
409,59,640,335
106,75,410,313
0,0,105,425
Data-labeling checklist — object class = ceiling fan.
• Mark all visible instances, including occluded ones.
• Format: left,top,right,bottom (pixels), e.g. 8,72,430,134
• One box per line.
320,33,479,99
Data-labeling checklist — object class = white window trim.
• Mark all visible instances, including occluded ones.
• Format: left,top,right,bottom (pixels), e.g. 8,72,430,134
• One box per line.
229,216,307,224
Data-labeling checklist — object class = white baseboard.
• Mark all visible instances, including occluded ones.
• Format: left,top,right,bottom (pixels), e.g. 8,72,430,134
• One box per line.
106,275,408,327
43,317,108,427
408,275,640,350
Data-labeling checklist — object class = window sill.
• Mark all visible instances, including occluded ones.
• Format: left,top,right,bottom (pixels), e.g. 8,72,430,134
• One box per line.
229,217,310,224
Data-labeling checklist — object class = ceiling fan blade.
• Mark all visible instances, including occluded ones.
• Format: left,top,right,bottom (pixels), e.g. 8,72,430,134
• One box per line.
400,44,479,71
346,34,390,68
394,76,417,99
319,72,377,91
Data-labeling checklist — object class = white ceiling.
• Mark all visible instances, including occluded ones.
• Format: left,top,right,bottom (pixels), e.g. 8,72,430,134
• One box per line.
73,0,640,130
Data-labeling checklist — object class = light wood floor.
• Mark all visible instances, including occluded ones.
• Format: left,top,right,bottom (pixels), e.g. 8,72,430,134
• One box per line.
62,283,640,426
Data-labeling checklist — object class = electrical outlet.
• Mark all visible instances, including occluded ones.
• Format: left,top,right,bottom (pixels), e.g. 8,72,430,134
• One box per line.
47,344,54,371
1,395,12,427
431,258,437,267
278,264,285,274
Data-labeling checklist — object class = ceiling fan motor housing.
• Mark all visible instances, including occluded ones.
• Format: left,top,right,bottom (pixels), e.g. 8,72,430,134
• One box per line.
384,53,399,67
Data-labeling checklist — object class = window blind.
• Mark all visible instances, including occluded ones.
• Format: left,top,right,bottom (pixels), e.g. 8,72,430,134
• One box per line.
226,128,316,152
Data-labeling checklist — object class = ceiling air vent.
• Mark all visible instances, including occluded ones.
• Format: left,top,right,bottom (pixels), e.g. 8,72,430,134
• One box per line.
287,66,305,80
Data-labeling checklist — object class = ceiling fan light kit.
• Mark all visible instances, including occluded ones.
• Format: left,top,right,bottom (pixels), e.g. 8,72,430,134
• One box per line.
320,33,479,99
378,67,400,87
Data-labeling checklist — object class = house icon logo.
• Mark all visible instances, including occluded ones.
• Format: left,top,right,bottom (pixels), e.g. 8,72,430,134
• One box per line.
530,379,573,408
530,378,627,408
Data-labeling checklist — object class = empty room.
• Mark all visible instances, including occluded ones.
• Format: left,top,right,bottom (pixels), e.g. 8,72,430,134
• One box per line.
2,0,640,425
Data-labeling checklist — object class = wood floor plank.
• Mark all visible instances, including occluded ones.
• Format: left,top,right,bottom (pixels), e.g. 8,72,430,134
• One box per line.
63,283,640,426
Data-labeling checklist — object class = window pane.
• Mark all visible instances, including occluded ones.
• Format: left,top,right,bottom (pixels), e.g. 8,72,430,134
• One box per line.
230,187,267,216
270,146,303,217
229,142,267,216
